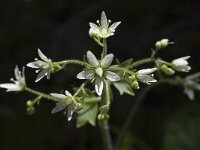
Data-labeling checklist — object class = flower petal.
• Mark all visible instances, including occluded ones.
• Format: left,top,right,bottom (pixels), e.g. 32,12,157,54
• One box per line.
86,51,99,67
14,65,21,80
95,77,104,96
50,93,67,99
104,71,120,81
101,11,108,29
65,90,72,97
77,70,95,79
101,53,114,67
137,74,157,84
137,68,157,74
0,83,20,92
51,102,67,114
35,70,47,82
38,48,49,62
89,22,100,30
184,88,194,100
67,107,73,121
109,21,121,31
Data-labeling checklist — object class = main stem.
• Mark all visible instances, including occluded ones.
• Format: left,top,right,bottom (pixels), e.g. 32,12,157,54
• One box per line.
99,119,113,150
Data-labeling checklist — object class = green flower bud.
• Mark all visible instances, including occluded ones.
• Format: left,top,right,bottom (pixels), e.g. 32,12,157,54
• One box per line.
155,39,169,50
27,106,35,115
155,41,162,50
26,100,33,107
160,64,175,76
131,81,139,89
98,114,105,120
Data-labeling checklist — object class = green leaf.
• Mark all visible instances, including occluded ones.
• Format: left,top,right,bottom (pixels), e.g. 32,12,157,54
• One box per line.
76,102,98,128
113,80,135,96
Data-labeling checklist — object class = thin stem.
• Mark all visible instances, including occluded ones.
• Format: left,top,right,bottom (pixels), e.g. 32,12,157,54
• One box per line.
74,80,89,97
130,58,155,68
102,38,107,58
25,87,59,102
94,38,104,47
109,66,134,75
55,59,88,66
99,119,113,150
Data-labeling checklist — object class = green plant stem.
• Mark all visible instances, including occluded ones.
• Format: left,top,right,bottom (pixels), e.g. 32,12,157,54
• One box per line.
99,119,113,150
115,79,180,149
25,87,59,102
109,66,134,75
74,80,89,97
55,59,88,66
94,38,104,47
102,38,107,58
130,58,155,68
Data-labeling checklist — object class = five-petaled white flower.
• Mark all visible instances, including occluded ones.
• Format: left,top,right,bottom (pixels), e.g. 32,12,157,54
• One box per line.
0,66,26,92
184,72,200,100
27,49,53,82
77,51,120,96
89,11,121,39
50,90,79,121
136,68,157,85
171,56,191,72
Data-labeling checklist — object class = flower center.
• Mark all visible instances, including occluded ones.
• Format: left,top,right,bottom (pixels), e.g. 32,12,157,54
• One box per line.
95,68,103,77
101,28,107,36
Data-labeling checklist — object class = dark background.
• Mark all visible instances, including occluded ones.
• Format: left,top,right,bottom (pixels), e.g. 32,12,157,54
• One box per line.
0,0,200,150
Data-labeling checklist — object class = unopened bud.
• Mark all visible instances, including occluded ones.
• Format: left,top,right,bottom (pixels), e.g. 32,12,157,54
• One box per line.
131,81,139,89
26,100,32,107
27,106,35,115
155,39,169,50
160,64,175,76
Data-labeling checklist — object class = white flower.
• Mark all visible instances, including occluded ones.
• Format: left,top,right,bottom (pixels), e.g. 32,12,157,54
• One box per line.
136,68,157,84
77,51,120,96
0,66,26,92
184,72,200,100
50,90,78,121
27,49,53,82
171,56,191,72
89,11,121,39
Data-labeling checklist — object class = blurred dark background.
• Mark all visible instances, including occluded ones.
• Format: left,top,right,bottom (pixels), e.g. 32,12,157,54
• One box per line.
0,0,200,150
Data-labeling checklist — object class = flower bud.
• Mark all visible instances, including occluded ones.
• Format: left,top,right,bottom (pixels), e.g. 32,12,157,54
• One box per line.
131,81,139,89
26,100,33,107
160,64,175,76
155,39,169,50
27,106,35,115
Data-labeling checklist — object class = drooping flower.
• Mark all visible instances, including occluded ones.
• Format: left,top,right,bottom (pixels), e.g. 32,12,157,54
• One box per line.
77,51,120,96
136,68,157,85
89,11,121,39
50,90,79,121
27,49,54,82
0,66,26,92
171,56,191,72
183,72,200,100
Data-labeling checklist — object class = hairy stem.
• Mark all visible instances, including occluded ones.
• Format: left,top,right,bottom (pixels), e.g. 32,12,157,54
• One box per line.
130,58,155,68
55,59,88,66
102,39,107,58
25,87,59,102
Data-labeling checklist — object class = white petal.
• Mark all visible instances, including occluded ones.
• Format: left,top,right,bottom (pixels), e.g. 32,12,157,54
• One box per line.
50,93,67,99
51,102,67,114
137,68,157,74
14,65,21,80
65,90,72,97
109,21,121,31
35,70,47,82
184,88,194,100
0,83,20,92
194,84,200,90
104,71,120,81
77,70,95,79
67,108,73,121
86,51,99,67
27,60,48,68
137,74,157,84
95,77,104,96
89,22,100,30
101,11,108,28
38,48,49,62
101,53,114,67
